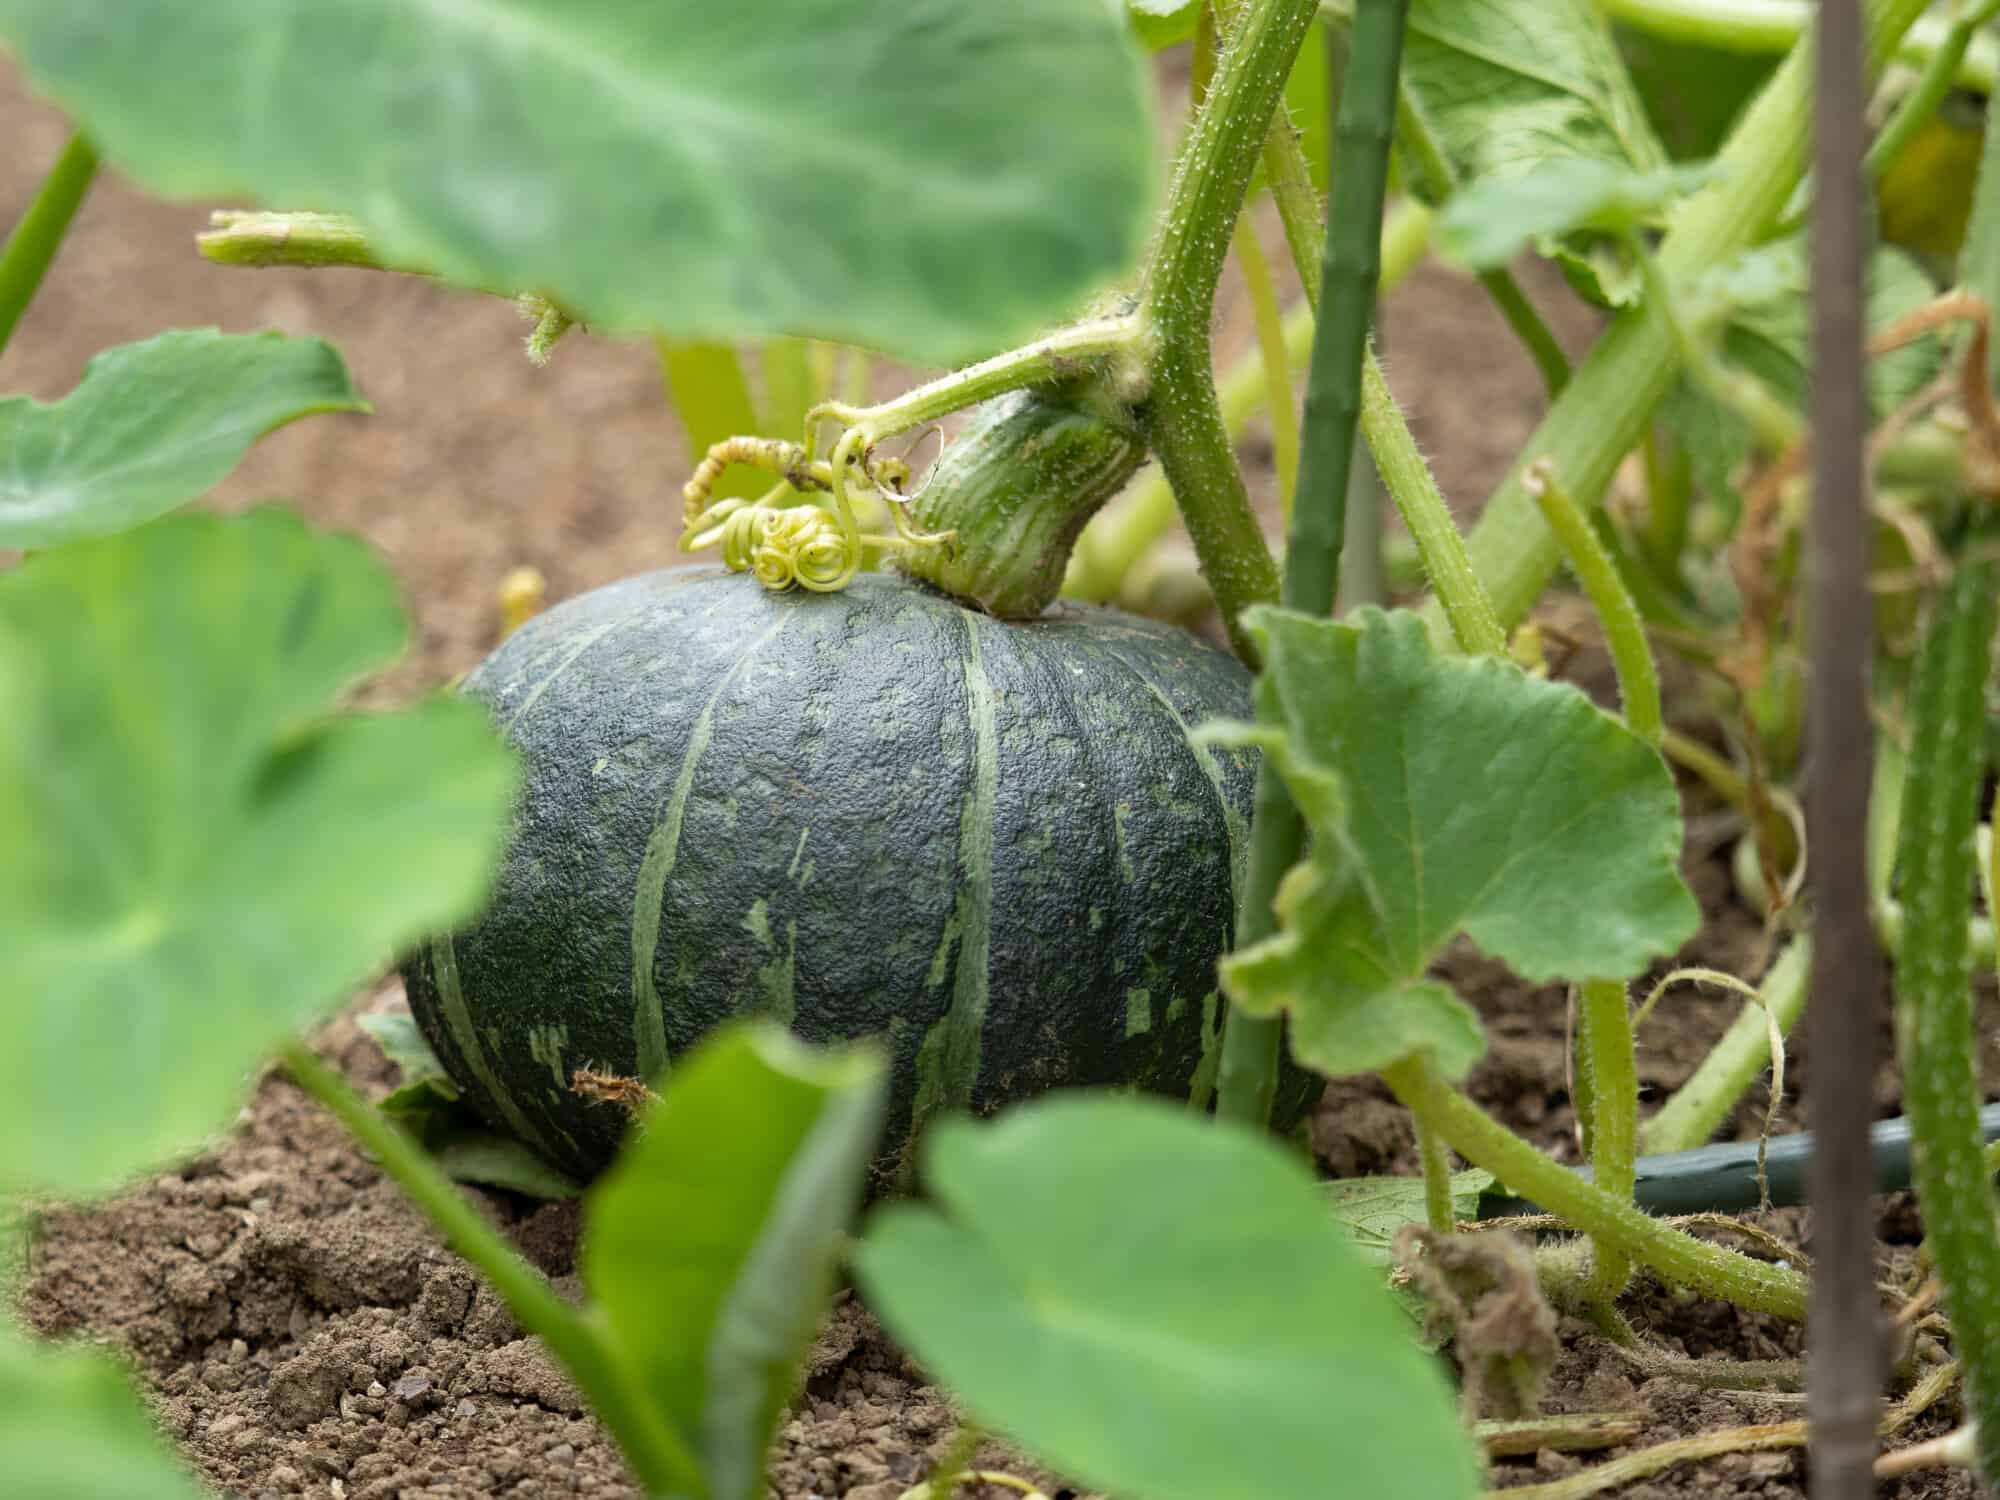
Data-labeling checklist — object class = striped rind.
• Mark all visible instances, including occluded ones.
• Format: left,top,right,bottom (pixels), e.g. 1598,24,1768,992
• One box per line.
403,567,1304,1182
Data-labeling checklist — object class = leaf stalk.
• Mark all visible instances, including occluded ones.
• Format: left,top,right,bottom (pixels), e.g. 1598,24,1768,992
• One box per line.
0,132,98,361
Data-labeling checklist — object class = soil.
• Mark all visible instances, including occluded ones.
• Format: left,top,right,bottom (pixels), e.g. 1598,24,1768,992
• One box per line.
1,54,1980,1500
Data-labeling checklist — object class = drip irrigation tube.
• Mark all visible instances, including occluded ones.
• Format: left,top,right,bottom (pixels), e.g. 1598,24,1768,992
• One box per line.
1477,1103,2000,1219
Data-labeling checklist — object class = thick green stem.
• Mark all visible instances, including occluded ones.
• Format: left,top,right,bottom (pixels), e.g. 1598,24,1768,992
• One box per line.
1428,0,1934,646
279,1043,701,1496
1637,936,1810,1156
1577,979,1638,1300
1590,0,1835,51
1215,0,1409,1123
1892,542,2000,1487
1234,215,1301,518
0,132,97,361
1140,0,1322,654
1383,1056,1810,1319
1143,360,1284,662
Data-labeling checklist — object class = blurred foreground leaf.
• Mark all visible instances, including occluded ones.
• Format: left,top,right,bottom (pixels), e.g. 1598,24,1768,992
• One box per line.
0,509,515,1196
0,1,1154,365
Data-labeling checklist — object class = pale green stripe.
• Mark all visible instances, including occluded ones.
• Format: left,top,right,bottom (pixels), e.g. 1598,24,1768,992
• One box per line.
630,616,790,1082
910,611,998,1131
510,618,620,721
427,935,552,1153
1106,648,1251,908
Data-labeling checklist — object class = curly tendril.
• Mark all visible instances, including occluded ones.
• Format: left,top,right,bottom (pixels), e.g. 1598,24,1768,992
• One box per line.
677,426,946,596
720,506,856,593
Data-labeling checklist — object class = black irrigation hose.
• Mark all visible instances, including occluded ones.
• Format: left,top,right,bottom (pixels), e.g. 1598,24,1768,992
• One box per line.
1478,1103,2000,1220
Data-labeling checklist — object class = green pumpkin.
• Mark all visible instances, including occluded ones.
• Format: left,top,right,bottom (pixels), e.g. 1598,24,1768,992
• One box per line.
404,567,1311,1183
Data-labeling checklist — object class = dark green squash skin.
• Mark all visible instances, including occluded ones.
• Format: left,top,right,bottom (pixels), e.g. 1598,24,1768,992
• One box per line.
404,567,1311,1182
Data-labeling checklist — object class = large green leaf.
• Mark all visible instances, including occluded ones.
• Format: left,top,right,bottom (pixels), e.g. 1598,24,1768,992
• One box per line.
1214,607,1696,1079
0,330,366,548
0,3,1153,366
582,1025,885,1500
0,509,516,1196
0,1324,209,1498
855,1095,1482,1500
1391,0,1669,301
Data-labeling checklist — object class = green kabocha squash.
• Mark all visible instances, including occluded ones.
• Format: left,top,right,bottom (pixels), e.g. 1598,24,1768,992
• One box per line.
404,566,1311,1183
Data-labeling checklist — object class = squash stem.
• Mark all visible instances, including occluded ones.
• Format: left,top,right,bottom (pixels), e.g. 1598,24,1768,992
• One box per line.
1864,0,2000,186
278,1042,705,1496
1359,355,1505,656
1382,1056,1810,1320
1216,0,1410,1123
1597,0,1998,93
1892,540,2000,1487
0,131,97,361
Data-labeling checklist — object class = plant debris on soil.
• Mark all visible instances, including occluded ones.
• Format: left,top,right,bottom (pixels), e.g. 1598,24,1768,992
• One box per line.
4,58,1987,1500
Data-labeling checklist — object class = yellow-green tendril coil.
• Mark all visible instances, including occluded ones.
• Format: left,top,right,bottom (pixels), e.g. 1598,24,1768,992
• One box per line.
720,506,856,593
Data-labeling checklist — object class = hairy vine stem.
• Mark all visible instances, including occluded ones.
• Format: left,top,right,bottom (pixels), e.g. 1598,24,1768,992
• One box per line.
1137,0,1322,658
1237,10,1502,658
1382,1057,1810,1319
0,131,98,361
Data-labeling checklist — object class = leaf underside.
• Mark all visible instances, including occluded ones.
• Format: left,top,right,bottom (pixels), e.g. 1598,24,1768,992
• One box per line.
0,1,1155,365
